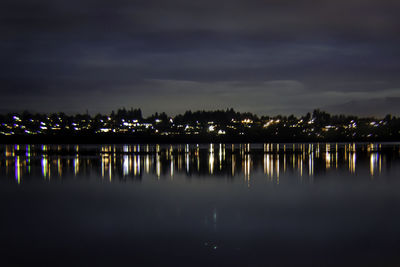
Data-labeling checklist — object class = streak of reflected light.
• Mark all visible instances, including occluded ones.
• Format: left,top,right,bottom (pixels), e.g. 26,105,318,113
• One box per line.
15,156,21,184
156,154,161,179
123,155,129,176
170,155,174,178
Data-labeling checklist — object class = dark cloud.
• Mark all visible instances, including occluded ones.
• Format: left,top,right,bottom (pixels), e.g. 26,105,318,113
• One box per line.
0,0,400,115
324,97,400,117
2,0,400,39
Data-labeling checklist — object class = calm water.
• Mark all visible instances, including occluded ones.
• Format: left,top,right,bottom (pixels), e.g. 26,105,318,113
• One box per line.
1,143,400,266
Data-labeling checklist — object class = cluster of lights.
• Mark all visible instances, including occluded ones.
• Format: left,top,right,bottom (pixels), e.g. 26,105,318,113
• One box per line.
0,112,397,140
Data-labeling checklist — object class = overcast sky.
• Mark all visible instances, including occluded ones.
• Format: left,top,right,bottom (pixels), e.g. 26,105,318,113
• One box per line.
1,0,400,116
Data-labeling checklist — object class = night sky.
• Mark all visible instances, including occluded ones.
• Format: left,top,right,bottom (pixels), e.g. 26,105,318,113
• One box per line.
1,0,400,116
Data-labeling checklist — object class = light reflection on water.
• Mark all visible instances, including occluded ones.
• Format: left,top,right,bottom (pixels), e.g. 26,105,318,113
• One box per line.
1,143,400,184
2,143,400,266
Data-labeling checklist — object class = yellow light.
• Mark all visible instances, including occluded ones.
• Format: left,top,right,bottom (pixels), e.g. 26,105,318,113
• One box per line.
231,154,235,176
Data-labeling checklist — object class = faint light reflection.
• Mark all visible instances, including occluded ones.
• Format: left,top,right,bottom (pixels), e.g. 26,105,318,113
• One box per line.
244,154,251,186
101,155,105,178
145,155,150,174
213,208,218,231
276,155,280,184
26,145,31,174
231,154,236,176
186,152,190,173
170,155,174,178
156,153,161,178
309,153,314,177
57,158,62,176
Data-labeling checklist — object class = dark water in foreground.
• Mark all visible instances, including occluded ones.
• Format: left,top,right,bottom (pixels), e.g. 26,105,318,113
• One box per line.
1,143,400,267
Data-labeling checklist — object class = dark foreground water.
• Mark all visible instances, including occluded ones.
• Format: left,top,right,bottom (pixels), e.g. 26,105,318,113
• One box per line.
1,143,400,267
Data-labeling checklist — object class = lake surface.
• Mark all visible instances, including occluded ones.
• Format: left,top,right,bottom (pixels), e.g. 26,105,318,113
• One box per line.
1,143,400,266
